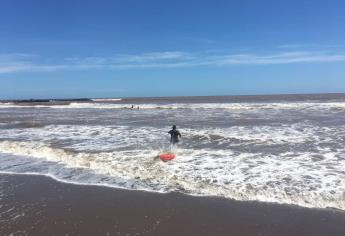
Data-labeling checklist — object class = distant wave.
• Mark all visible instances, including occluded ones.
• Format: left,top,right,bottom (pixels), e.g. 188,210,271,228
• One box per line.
91,98,122,102
1,101,345,111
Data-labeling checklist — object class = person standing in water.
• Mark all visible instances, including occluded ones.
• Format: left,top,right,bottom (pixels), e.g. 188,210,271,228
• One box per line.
168,125,181,145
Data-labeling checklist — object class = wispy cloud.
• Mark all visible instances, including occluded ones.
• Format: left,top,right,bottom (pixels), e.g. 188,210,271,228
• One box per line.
1,51,345,73
65,52,194,65
212,52,345,65
117,51,193,62
277,43,345,49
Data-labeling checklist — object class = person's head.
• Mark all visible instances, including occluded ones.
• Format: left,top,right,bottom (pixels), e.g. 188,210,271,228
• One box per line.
172,125,176,130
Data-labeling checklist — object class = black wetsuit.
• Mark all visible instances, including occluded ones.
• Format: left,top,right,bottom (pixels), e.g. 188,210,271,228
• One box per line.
168,129,181,144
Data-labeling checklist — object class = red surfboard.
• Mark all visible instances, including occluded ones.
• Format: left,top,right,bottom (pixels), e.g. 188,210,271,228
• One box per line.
159,153,176,161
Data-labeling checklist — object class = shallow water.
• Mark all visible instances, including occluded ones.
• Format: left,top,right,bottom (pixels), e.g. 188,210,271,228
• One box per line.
0,94,345,210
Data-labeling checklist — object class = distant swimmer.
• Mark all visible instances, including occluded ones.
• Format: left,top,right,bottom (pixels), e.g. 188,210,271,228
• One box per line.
168,125,181,145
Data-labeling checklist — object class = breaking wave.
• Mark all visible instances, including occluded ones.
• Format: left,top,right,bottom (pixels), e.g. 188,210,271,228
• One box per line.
0,123,344,210
1,101,345,111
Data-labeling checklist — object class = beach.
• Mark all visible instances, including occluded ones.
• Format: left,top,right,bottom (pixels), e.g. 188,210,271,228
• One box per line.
2,0,345,234
1,173,345,236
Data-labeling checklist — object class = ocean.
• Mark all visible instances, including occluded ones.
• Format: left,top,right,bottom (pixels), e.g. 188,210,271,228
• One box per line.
0,94,345,210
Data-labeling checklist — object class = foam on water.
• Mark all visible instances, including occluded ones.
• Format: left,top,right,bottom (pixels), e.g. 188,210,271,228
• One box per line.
91,98,122,102
0,121,344,210
1,101,345,111
1,95,345,209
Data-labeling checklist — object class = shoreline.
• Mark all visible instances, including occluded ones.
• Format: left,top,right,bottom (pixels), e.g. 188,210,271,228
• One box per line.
1,173,344,235
1,171,344,213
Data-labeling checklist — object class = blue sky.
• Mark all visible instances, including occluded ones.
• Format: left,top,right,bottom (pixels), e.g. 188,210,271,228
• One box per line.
1,0,345,99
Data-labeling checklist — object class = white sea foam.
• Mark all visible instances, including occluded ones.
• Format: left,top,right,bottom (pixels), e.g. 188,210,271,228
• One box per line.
0,122,344,210
91,98,122,102
1,101,345,111
0,123,330,152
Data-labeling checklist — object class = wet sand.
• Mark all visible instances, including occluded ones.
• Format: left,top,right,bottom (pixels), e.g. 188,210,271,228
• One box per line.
0,173,344,236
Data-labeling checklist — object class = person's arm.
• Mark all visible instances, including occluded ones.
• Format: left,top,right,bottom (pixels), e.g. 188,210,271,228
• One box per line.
178,131,182,138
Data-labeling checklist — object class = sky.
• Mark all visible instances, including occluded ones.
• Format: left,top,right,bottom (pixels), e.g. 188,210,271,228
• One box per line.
1,0,345,99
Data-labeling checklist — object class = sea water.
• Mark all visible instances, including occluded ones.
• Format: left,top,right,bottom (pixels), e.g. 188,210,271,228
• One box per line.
0,94,344,210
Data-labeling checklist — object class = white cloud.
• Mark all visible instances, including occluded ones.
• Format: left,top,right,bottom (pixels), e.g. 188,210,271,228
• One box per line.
212,52,345,65
1,51,345,73
277,44,345,49
117,51,192,62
